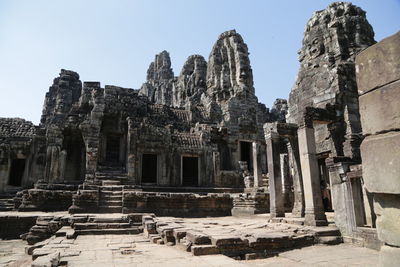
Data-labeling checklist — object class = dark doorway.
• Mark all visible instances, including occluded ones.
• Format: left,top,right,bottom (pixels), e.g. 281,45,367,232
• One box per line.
142,154,157,183
240,141,253,172
106,134,121,163
63,131,86,181
9,159,25,186
182,156,198,186
318,157,332,212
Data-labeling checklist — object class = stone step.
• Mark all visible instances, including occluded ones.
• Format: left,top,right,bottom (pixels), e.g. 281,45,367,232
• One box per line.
100,186,124,191
0,206,14,211
311,227,341,237
102,180,121,186
99,199,122,204
55,226,76,239
100,195,122,201
74,222,132,230
89,217,128,223
317,236,343,245
100,191,123,196
96,175,126,178
99,203,123,208
98,206,123,213
75,227,142,235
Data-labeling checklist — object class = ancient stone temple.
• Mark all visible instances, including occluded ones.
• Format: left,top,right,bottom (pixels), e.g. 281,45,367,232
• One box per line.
0,2,399,267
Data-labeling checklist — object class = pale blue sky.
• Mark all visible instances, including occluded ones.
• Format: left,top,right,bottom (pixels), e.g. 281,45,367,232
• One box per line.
0,0,399,124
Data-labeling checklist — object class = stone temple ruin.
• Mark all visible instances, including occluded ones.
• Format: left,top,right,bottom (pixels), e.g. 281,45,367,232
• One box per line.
0,2,399,266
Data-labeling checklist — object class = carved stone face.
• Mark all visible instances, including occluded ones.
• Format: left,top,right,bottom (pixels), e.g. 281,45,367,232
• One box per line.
307,36,325,59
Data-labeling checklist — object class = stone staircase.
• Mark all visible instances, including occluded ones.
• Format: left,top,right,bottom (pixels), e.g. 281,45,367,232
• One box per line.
0,197,15,211
95,165,128,185
312,227,343,245
94,166,128,213
98,183,124,213
72,215,143,235
0,189,20,211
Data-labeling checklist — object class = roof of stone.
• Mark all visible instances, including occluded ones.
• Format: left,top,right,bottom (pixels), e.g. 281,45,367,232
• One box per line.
172,133,202,148
0,118,36,138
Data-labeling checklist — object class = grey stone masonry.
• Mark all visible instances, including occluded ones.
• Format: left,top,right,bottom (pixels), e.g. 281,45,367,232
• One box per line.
356,31,400,267
288,2,375,161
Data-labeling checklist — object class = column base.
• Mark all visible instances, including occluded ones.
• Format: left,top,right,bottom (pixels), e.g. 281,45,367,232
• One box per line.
270,211,285,219
304,212,328,226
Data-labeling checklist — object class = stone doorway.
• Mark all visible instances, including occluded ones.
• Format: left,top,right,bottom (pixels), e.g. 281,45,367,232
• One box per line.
240,141,253,173
142,154,157,184
318,157,332,212
63,130,85,181
106,134,121,163
182,156,199,186
8,159,25,186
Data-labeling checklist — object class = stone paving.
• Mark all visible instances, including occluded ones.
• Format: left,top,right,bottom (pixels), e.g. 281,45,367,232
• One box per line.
0,213,379,267
0,236,379,267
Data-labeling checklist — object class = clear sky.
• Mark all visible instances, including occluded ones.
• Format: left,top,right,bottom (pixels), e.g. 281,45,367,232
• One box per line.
0,0,399,124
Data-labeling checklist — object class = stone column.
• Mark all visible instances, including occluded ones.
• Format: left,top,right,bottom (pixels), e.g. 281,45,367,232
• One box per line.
326,159,356,235
297,122,327,226
126,118,137,184
252,142,263,188
265,131,285,218
213,151,221,187
288,139,304,217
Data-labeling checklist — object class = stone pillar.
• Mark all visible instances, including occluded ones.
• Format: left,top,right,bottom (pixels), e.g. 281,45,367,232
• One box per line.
265,131,285,218
288,139,304,217
252,142,263,188
356,32,400,266
326,159,356,235
126,118,137,184
280,153,292,210
213,151,221,187
297,123,327,226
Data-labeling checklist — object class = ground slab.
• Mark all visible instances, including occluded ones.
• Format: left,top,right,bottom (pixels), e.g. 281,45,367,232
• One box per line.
1,237,378,267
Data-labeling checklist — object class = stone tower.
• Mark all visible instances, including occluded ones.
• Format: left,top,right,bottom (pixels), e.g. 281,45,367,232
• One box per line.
203,29,259,126
139,51,175,106
287,2,375,160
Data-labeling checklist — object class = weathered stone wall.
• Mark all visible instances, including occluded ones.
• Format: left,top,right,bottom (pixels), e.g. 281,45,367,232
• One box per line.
356,31,400,266
122,191,233,217
0,118,39,192
288,2,375,160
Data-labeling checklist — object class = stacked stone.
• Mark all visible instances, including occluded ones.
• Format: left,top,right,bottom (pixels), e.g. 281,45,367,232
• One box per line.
356,32,400,266
287,2,375,160
139,51,175,106
270,99,288,123
172,55,207,108
0,118,36,138
203,29,259,126
40,69,82,126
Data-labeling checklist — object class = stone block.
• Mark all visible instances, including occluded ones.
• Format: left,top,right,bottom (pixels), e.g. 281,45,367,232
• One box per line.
359,79,400,135
356,31,400,95
185,231,211,245
361,132,400,194
31,252,60,267
379,245,400,267
191,245,219,256
210,236,246,246
374,194,400,247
